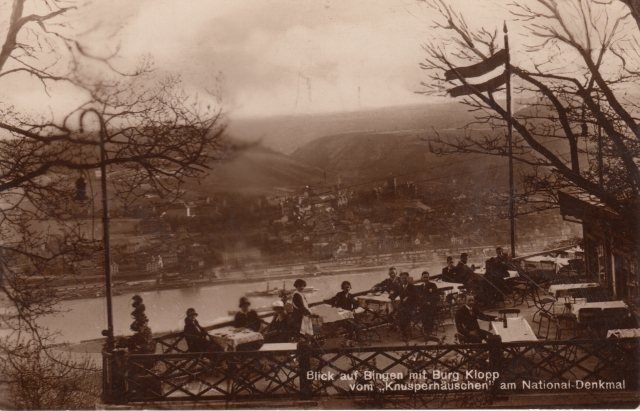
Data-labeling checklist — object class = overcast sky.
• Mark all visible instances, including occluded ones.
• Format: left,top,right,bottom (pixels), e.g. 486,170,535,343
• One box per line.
70,0,507,120
6,0,631,123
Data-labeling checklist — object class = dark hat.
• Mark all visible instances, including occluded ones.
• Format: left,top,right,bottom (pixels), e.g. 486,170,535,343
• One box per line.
461,253,469,258
186,308,198,316
341,281,351,289
399,271,410,277
421,271,430,276
293,279,306,288
239,297,251,307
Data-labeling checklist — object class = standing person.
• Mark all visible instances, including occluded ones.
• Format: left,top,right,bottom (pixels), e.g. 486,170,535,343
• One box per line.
331,281,358,311
389,272,418,337
234,297,262,332
372,267,401,293
441,256,457,282
291,279,314,340
263,301,291,343
454,295,497,343
183,308,220,352
484,247,510,306
418,271,439,337
456,253,473,282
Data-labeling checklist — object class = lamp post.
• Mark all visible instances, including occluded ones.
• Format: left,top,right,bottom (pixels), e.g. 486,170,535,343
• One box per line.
79,109,115,351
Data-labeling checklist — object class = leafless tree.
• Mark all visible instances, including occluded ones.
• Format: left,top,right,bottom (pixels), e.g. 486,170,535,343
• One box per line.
419,0,640,221
0,0,227,406
0,341,101,410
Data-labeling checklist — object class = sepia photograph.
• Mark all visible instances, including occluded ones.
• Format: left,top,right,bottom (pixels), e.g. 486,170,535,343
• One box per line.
0,0,639,409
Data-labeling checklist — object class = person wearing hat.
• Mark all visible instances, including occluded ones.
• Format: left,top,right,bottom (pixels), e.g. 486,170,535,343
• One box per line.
263,300,291,343
234,297,262,332
330,281,358,311
183,308,219,352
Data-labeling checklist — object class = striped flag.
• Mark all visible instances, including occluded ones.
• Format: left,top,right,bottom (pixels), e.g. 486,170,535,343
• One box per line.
445,49,507,97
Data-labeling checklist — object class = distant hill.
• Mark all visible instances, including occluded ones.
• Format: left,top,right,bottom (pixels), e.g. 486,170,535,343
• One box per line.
200,101,576,196
289,130,512,192
226,102,479,155
183,144,332,196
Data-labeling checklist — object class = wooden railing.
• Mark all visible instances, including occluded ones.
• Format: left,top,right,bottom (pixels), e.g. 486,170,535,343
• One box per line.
102,336,639,404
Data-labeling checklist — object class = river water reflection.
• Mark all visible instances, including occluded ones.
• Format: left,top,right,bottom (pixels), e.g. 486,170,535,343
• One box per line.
34,262,446,344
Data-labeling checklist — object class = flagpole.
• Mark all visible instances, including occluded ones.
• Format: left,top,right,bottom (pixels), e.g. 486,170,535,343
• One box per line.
504,22,516,258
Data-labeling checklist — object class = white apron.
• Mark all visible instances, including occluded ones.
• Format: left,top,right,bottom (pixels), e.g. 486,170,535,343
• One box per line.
293,290,314,336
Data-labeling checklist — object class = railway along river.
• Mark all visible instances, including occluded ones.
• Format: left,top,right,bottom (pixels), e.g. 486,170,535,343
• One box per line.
1,261,451,344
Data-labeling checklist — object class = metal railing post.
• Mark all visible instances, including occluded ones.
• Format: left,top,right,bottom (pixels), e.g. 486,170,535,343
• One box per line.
112,348,129,404
298,342,312,399
102,351,112,404
487,335,503,372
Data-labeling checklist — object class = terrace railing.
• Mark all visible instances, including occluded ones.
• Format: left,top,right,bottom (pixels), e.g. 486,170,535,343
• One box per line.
102,336,639,405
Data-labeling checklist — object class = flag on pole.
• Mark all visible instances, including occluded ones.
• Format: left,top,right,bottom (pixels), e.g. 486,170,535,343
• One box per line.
445,49,507,97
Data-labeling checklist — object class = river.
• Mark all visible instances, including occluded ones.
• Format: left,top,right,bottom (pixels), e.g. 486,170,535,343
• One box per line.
15,261,455,344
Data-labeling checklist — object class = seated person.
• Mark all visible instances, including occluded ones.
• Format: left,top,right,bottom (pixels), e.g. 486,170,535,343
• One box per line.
331,281,358,311
234,297,262,332
371,267,401,293
263,301,291,343
389,272,418,335
441,256,457,282
456,253,477,284
183,308,221,352
454,295,497,343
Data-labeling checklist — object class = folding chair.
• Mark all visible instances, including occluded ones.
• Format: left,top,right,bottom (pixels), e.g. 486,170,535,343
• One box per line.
536,312,561,340
577,308,601,339
531,287,556,323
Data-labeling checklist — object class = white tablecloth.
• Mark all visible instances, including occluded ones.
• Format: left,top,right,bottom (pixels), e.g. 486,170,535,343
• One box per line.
356,293,399,313
607,329,640,339
475,268,518,278
311,304,363,323
571,300,629,318
491,317,538,342
259,342,298,351
209,325,264,351
434,280,464,294
548,283,598,298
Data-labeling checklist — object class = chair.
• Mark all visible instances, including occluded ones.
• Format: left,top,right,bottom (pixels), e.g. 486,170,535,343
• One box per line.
555,300,578,336
601,308,631,332
433,302,449,335
511,280,535,308
531,288,556,323
536,312,561,340
576,307,601,338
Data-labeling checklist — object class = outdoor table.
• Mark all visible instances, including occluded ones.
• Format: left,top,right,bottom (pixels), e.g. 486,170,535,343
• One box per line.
310,304,364,323
209,325,264,351
434,280,464,295
475,269,518,278
259,342,298,351
571,300,629,321
356,293,399,322
548,283,598,298
607,329,640,339
491,317,538,342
